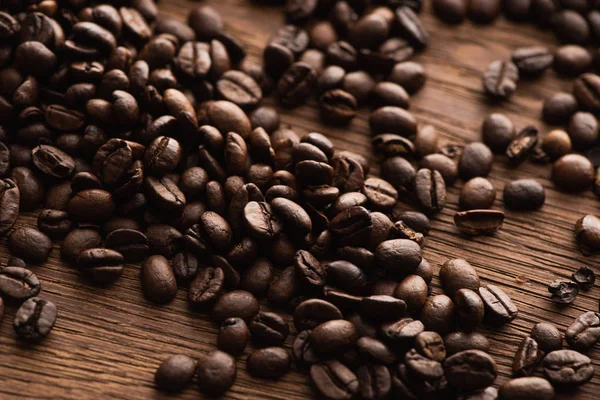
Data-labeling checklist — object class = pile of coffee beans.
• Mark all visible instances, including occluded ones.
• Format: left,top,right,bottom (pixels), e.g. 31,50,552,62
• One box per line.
0,0,598,398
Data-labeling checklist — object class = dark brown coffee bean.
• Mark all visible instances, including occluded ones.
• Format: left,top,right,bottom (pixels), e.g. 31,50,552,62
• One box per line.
404,348,447,396
553,10,590,44
571,266,594,290
240,258,273,298
319,89,357,125
414,331,446,362
565,311,600,351
419,154,458,185
498,377,554,400
543,349,594,386
513,336,544,377
310,360,359,400
197,350,236,394
105,229,149,263
444,332,489,357
14,42,56,78
357,363,392,400
482,60,519,99
543,93,578,125
30,144,74,180
0,179,19,236
552,154,594,192
375,238,422,278
68,189,115,223
278,62,316,108
439,259,480,299
414,168,447,213
506,126,538,164
574,73,600,112
554,45,592,75
144,136,181,177
213,290,260,323
293,249,326,288
246,347,291,379
454,210,504,235
575,214,600,254
393,211,430,235
188,267,224,307
380,317,424,349
458,143,493,179
0,266,40,300
311,319,358,355
249,311,289,347
154,354,197,392
77,248,123,284
369,106,417,136
13,297,57,341
141,255,176,304
61,228,102,264
360,295,407,322
393,275,428,314
395,6,428,48
511,46,553,75
459,177,495,210
332,157,364,193
217,317,249,356
267,266,298,306
528,323,561,355
482,113,515,153
293,299,343,332
479,284,518,325
433,0,468,24
454,288,484,332
420,294,455,335
503,179,545,211
568,112,599,150
216,70,262,109
8,227,52,265
146,224,183,258
243,201,283,242
548,280,579,304
443,350,497,391
468,0,501,23
171,251,199,283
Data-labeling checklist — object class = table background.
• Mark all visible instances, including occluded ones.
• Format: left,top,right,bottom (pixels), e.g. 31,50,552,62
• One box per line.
0,0,599,398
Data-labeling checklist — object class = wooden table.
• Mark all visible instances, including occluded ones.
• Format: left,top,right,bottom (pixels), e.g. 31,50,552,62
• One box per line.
1,0,599,398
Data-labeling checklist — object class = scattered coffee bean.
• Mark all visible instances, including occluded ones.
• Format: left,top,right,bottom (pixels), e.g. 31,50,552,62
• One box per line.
443,350,497,391
498,377,555,400
479,284,518,325
154,354,197,392
454,210,504,235
565,311,600,352
548,280,579,304
531,322,562,354
542,92,578,125
512,336,544,377
197,350,237,394
247,347,291,378
0,266,40,300
543,349,594,387
13,297,57,341
572,266,595,290
482,60,519,99
460,177,496,210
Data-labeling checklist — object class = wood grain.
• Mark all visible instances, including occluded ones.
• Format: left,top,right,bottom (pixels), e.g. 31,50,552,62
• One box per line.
1,0,599,398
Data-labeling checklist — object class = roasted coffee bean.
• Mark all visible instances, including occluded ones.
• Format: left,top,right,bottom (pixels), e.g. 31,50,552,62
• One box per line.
553,10,590,44
482,113,515,153
460,177,496,210
444,332,490,356
311,319,358,355
145,177,186,213
319,89,357,125
479,284,518,325
552,154,595,192
189,267,225,307
454,210,504,235
13,297,57,341
8,227,52,265
393,275,428,314
375,239,422,278
310,360,359,399
197,350,237,394
458,143,493,180
213,290,260,323
419,154,457,185
404,348,447,396
531,322,562,354
572,266,595,290
0,179,19,236
511,46,553,75
395,6,428,48
414,168,446,213
513,336,544,377
324,260,368,295
294,250,326,288
574,73,600,112
468,0,501,23
548,280,579,304
360,295,407,322
482,60,519,99
144,136,181,177
498,377,555,400
267,266,298,306
243,201,283,242
154,354,197,392
146,224,183,258
356,336,396,364
77,248,124,284
293,299,343,331
420,295,455,335
171,252,199,283
565,311,600,351
217,317,249,356
543,93,578,125
380,317,424,348
68,189,115,223
503,179,545,211
332,157,364,193
278,62,316,108
574,214,600,254
356,363,392,400
554,45,592,76
455,289,485,332
567,112,599,151
393,211,430,235
31,144,75,179
216,70,262,109
247,347,291,378
443,350,496,391
105,228,149,263
0,266,40,300
249,311,289,347
457,386,498,400
414,331,446,362
61,229,103,264
369,106,417,136
433,0,468,24
141,255,177,304
543,349,594,386
293,329,321,367
506,126,538,164
239,258,272,297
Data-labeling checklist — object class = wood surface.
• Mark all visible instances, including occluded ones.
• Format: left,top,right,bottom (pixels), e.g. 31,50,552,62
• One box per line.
1,0,599,399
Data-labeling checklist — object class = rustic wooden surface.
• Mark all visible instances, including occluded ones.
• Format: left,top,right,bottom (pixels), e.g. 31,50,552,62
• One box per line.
1,0,599,399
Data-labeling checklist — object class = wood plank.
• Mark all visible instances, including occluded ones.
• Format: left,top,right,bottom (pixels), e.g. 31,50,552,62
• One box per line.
0,0,599,398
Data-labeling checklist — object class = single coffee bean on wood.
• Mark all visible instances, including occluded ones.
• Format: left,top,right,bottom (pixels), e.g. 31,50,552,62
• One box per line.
498,377,555,400
13,297,57,341
543,349,594,386
197,350,237,394
154,354,197,392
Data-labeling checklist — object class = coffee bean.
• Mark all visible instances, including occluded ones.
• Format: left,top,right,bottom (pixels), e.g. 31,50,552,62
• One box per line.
249,311,289,347
553,10,590,44
356,363,392,400
375,239,422,278
69,189,116,223
393,274,428,313
543,349,594,386
415,331,446,362
574,73,600,112
188,267,224,307
154,354,197,392
482,113,515,153
216,70,262,109
395,6,428,48
460,177,495,210
552,154,594,192
293,299,343,331
479,284,518,325
360,295,407,322
197,350,237,394
78,248,124,284
404,348,448,396
319,89,357,125
356,336,397,364
332,157,365,193
61,229,102,264
0,266,40,300
105,228,149,263
217,317,249,356
144,136,181,177
511,46,553,75
455,289,485,332
267,266,297,306
457,386,498,400
513,336,544,377
498,377,555,400
433,0,468,24
420,153,458,185
454,210,504,235
141,255,177,304
468,0,501,23
414,168,447,213
444,350,496,391
293,329,321,367
247,347,291,378
380,317,424,348
554,45,592,75
311,360,359,400
392,211,430,235
8,227,52,265
311,319,358,355
0,179,19,236
565,311,600,351
243,201,283,242
278,62,316,108
542,93,578,125
482,60,519,99
420,294,455,335
568,112,599,150
571,266,594,290
458,142,493,180
548,280,579,304
574,214,600,254
530,322,562,354
444,332,490,356
369,106,417,136
146,224,183,258
13,297,57,341
213,290,260,323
